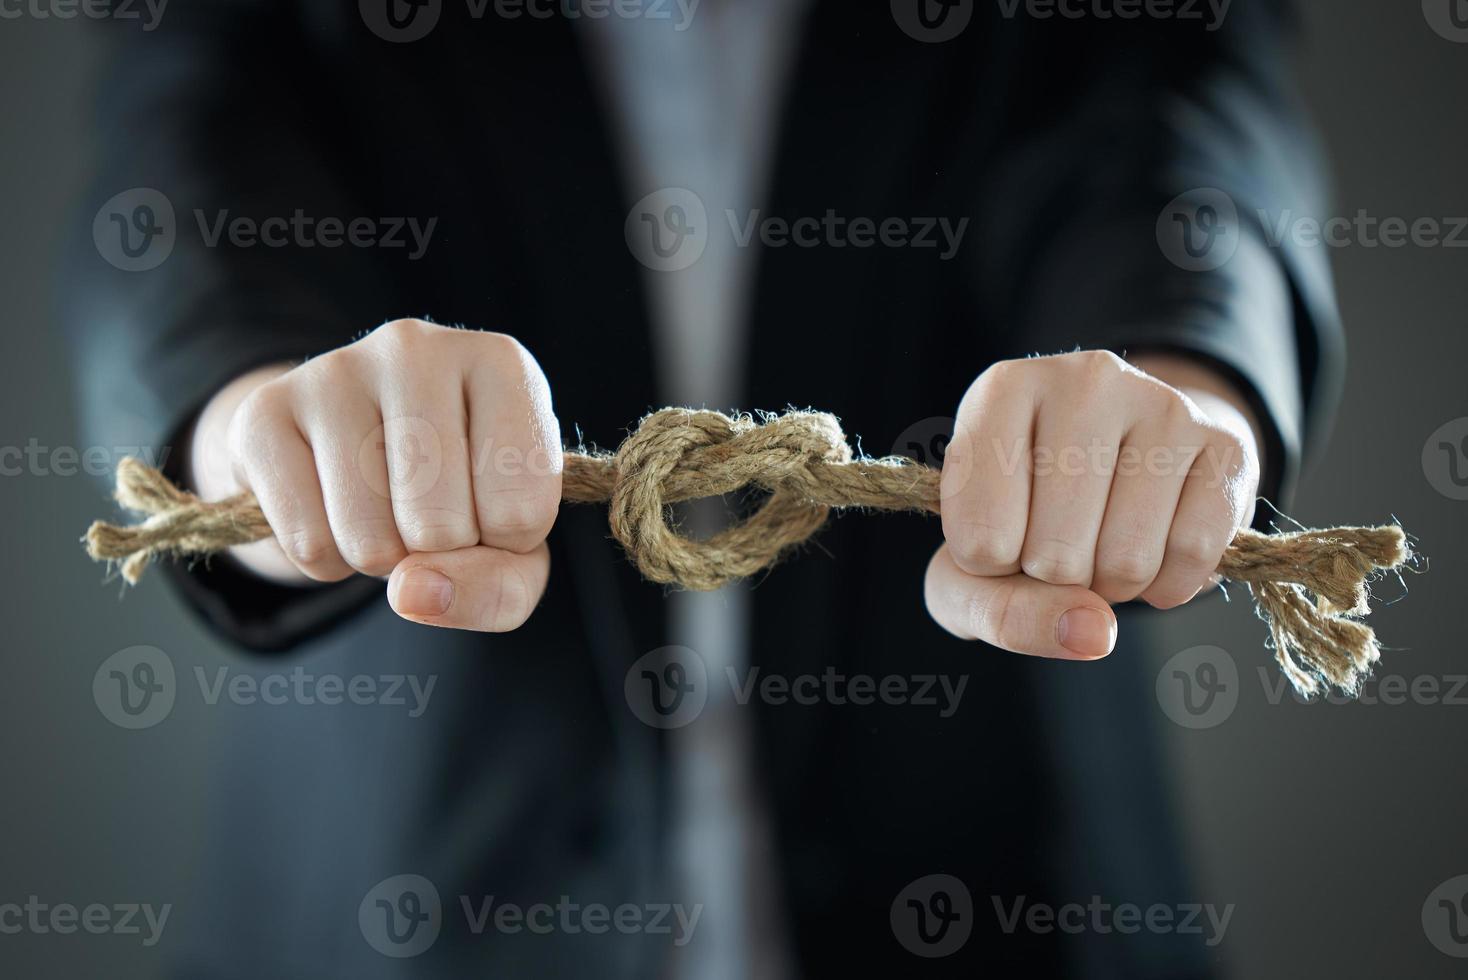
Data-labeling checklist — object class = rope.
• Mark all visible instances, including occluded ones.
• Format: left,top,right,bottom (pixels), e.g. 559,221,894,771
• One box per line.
84,407,1410,697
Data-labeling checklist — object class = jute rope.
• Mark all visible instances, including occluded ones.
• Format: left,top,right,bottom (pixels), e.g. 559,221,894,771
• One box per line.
85,407,1410,698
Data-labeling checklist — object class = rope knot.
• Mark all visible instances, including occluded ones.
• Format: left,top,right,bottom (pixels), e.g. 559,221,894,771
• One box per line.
605,408,854,591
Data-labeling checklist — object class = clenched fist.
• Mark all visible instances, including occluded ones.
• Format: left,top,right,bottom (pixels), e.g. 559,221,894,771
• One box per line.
925,350,1261,660
190,318,561,632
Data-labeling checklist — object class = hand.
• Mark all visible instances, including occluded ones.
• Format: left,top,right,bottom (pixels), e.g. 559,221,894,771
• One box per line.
189,318,562,632
924,349,1261,660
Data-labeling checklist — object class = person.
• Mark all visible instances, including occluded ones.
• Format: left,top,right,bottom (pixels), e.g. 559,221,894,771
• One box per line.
66,1,1340,975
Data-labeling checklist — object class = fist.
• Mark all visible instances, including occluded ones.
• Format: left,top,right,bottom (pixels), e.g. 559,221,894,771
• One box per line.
924,350,1260,659
191,318,561,632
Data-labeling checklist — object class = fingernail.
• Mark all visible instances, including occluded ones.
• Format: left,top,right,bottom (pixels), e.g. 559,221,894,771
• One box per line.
390,567,453,617
1057,607,1116,659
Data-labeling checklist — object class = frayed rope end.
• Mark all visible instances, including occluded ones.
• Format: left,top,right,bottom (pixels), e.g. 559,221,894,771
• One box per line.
1223,525,1411,699
84,456,272,585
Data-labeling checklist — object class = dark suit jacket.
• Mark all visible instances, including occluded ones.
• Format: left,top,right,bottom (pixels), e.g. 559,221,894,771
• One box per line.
64,2,1340,976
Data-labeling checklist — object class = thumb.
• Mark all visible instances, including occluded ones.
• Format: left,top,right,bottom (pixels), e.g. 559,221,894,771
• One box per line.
924,544,1117,660
387,543,549,632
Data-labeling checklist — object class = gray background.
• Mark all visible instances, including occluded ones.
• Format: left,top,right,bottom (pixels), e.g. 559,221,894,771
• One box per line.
1,2,1465,976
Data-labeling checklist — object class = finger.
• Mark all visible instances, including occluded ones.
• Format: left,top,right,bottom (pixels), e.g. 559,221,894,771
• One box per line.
293,367,409,577
942,362,1034,577
387,542,550,632
1141,427,1255,609
378,369,480,555
229,383,354,582
1017,386,1126,588
924,544,1116,660
465,334,562,554
1090,413,1194,603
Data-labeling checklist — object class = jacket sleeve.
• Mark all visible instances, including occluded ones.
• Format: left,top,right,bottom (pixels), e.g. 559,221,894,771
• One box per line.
62,0,393,652
974,0,1343,518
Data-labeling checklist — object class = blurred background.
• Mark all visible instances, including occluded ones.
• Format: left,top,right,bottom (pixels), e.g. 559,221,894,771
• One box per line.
1,2,1466,976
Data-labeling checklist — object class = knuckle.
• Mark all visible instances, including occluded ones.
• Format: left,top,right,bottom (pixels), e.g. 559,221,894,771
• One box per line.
479,329,526,356
979,357,1024,386
1096,543,1161,588
277,525,340,575
1020,538,1093,586
1208,429,1253,481
1074,348,1126,380
234,381,290,433
1143,573,1203,610
468,330,534,372
945,518,1023,571
229,394,291,466
484,562,533,631
1167,524,1227,569
372,317,442,352
1135,378,1181,419
294,347,348,382
968,580,1025,651
335,524,407,573
1163,386,1200,423
964,359,1023,407
478,489,559,543
465,333,553,401
398,516,480,554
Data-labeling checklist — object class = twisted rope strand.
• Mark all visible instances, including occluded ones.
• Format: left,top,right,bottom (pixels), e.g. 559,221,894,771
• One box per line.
84,407,1410,698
